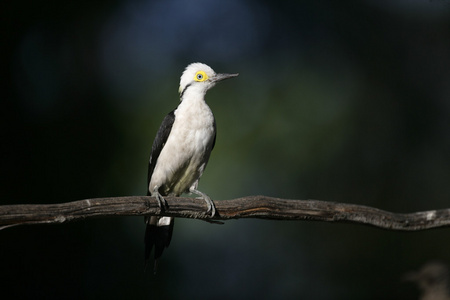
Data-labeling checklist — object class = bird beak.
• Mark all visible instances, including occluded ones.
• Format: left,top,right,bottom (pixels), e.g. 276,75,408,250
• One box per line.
211,73,239,83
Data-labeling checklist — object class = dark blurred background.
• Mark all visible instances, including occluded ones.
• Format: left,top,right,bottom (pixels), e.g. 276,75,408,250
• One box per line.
2,0,450,299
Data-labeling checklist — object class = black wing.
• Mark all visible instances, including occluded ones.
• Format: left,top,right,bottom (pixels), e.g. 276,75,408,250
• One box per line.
211,117,217,151
147,110,175,195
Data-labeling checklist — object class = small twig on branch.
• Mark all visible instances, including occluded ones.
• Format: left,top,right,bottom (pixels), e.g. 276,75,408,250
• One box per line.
0,195,449,231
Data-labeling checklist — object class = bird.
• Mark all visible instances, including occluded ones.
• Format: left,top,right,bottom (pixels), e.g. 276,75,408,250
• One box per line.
144,62,238,273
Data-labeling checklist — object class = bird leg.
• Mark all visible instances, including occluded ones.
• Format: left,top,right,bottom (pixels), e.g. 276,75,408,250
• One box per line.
189,187,216,217
152,187,168,212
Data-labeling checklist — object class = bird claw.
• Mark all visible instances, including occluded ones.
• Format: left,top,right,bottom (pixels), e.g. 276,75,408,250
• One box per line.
205,201,216,217
152,190,168,213
191,189,216,218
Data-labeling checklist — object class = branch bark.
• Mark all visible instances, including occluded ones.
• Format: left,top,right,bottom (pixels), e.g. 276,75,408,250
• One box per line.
1,195,449,231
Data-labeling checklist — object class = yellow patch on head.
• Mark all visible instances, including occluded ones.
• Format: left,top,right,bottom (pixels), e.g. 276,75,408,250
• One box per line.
194,71,208,82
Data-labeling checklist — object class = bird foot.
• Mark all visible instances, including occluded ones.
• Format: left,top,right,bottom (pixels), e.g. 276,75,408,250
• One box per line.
190,188,216,217
152,190,168,213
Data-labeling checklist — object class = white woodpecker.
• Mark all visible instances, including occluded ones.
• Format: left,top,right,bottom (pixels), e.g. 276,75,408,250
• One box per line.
145,62,238,272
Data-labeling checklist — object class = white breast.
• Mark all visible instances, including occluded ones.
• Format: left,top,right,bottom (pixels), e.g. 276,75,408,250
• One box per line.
149,97,215,196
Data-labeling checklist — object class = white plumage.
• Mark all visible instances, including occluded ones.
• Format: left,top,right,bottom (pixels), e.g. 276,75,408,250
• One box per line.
149,89,215,198
144,62,238,272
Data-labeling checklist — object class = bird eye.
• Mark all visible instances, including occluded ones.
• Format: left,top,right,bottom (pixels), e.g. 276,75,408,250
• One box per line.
194,71,208,82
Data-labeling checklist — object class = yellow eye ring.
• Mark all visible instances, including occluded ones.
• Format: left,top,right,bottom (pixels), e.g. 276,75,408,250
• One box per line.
194,71,208,82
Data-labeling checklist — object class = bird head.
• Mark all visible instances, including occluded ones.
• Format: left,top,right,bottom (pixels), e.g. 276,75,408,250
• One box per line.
178,62,238,100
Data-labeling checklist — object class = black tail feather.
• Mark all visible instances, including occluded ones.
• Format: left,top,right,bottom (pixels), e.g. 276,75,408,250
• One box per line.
144,219,174,273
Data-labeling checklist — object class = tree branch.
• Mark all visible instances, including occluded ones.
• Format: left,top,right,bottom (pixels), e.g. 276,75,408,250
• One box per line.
1,195,449,231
